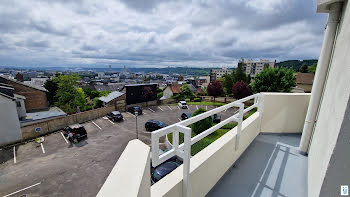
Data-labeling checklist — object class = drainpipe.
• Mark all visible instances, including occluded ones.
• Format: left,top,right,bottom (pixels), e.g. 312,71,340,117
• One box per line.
299,2,343,154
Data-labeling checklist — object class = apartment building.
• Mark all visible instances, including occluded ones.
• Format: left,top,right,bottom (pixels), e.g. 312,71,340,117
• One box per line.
209,68,232,81
241,59,275,78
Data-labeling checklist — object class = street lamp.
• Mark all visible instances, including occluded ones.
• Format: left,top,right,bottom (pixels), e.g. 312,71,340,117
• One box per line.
135,111,139,139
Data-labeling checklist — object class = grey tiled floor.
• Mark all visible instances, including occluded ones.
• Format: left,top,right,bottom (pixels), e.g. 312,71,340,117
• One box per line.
207,134,308,197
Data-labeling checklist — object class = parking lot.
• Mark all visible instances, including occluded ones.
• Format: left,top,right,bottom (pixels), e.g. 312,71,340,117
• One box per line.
0,104,238,197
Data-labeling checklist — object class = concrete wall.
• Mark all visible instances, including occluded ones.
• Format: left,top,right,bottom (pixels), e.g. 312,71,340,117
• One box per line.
97,140,150,197
19,106,115,143
151,113,260,197
127,100,157,108
0,96,22,145
309,1,350,196
161,98,176,105
260,93,311,133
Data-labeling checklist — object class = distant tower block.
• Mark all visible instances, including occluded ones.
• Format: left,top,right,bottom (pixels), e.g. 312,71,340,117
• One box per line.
109,65,112,72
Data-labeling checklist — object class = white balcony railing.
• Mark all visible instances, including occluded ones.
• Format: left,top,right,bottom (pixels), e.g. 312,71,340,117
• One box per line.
151,93,261,197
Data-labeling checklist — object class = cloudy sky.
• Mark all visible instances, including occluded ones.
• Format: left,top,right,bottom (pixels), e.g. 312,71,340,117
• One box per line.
0,0,327,68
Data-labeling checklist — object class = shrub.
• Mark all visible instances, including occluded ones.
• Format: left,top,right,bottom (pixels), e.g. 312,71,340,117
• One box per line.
192,97,201,102
191,108,213,135
232,81,252,99
185,98,190,102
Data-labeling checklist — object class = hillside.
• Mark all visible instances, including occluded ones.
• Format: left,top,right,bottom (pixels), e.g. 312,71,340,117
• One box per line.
276,59,317,71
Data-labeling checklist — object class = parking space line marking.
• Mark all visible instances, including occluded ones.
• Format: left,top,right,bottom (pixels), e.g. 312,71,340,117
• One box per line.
4,182,41,197
177,106,180,110
127,112,136,117
143,111,147,114
92,121,102,130
148,108,155,112
158,106,164,111
40,143,45,154
206,106,208,110
107,119,115,125
60,132,69,144
13,146,16,164
196,105,198,110
178,118,182,122
168,106,172,110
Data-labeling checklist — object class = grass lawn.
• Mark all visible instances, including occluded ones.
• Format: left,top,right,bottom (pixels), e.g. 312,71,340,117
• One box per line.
186,101,226,106
167,108,257,156
168,101,226,106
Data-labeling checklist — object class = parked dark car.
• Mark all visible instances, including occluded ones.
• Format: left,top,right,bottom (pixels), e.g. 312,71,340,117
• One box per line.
181,112,192,120
63,124,88,143
128,106,142,115
145,120,168,131
151,161,181,183
212,114,221,123
107,111,123,122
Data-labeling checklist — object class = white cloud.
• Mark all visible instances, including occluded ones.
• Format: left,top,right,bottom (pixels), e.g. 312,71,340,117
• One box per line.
0,0,327,67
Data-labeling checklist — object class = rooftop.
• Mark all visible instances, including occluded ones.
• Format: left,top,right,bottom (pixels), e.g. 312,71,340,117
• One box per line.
296,73,314,85
98,91,125,103
23,107,66,122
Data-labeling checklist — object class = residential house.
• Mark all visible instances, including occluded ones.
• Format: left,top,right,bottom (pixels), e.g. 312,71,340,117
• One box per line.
296,73,314,93
163,84,203,99
0,75,48,111
0,85,23,145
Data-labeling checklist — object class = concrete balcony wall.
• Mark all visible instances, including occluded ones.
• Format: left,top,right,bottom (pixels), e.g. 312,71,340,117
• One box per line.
260,93,311,133
97,140,151,197
151,112,260,197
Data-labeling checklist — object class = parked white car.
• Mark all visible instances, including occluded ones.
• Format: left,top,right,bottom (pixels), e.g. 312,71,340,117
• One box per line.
178,101,188,109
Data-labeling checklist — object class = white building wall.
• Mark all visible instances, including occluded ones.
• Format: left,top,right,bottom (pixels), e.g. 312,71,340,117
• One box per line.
0,96,22,145
308,1,350,196
163,87,174,98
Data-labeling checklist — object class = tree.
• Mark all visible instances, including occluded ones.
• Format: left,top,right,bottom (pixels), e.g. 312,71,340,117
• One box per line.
221,74,234,95
55,74,88,113
142,87,155,102
44,79,59,106
207,80,223,105
308,63,317,73
191,108,213,135
235,62,247,82
232,81,252,99
300,64,308,73
173,84,195,101
251,68,296,93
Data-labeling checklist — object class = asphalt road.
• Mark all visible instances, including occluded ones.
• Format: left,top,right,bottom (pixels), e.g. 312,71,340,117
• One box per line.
0,104,238,197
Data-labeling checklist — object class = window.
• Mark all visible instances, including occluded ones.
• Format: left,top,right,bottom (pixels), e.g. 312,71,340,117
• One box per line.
16,101,21,107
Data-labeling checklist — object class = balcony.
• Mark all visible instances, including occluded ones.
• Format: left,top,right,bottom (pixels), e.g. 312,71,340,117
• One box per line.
207,133,308,197
96,92,311,197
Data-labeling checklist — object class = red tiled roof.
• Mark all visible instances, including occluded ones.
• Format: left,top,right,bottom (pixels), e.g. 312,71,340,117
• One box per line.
296,73,315,85
195,88,204,95
169,84,182,93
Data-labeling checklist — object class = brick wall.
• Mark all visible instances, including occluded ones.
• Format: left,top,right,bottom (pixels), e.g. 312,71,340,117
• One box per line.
6,81,48,111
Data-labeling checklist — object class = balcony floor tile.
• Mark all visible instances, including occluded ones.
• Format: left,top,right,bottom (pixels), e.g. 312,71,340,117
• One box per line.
207,133,308,197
